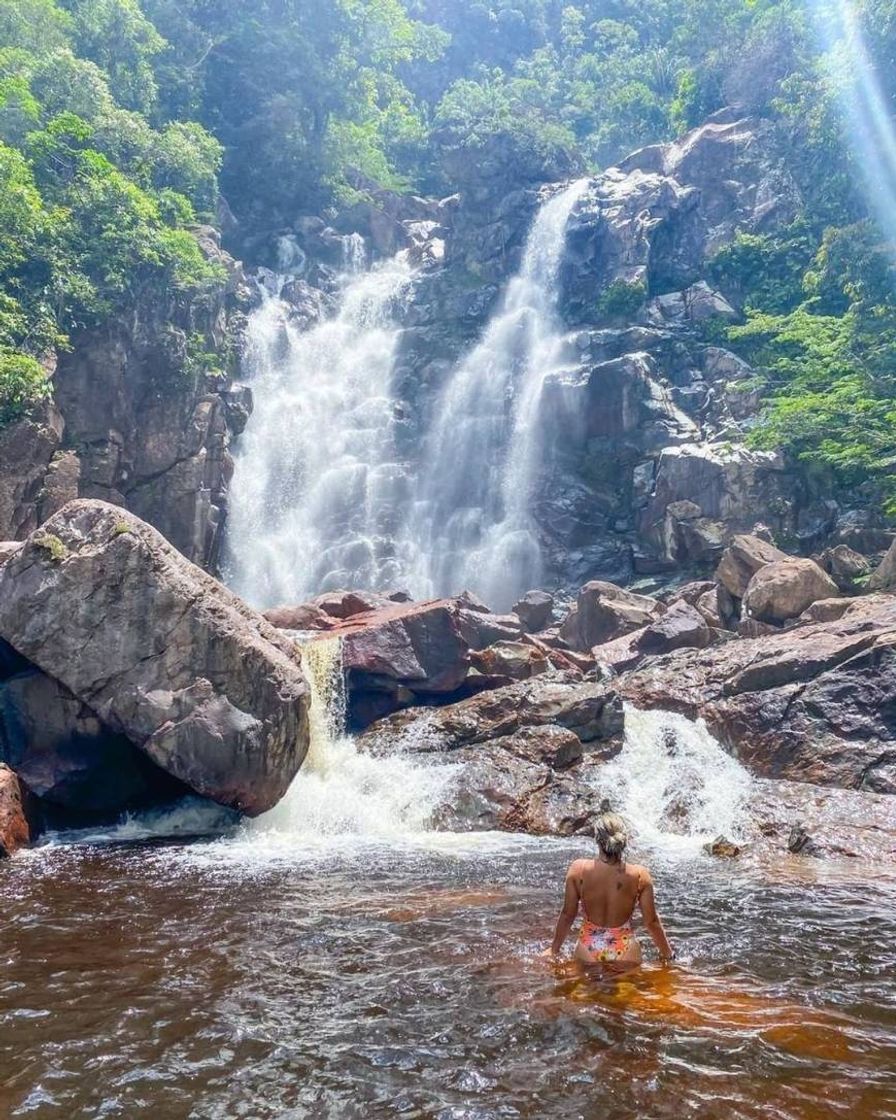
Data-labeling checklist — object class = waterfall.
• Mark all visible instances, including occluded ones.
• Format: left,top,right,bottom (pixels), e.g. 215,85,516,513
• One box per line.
402,179,590,610
225,252,415,608
595,706,753,852
252,636,455,839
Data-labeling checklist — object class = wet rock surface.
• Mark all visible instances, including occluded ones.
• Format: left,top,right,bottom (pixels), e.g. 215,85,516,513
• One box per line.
0,501,310,816
0,763,31,857
359,675,624,835
748,778,896,862
617,594,896,793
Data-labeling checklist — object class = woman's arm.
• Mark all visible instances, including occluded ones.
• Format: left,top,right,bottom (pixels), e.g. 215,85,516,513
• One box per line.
546,863,581,957
639,871,675,962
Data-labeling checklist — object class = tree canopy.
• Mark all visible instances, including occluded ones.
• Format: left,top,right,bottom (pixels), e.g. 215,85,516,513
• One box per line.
0,0,895,522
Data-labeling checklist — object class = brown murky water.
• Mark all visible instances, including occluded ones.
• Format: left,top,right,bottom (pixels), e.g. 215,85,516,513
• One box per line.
2,830,895,1120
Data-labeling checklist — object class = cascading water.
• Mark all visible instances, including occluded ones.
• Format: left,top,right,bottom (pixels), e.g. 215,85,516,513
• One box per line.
402,179,590,610
252,636,455,840
225,250,415,607
598,705,754,852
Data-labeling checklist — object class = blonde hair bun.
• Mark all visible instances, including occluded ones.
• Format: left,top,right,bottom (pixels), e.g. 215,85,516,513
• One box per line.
594,811,628,857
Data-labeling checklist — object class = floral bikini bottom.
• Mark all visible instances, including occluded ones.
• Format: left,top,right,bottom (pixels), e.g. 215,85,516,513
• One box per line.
577,921,635,962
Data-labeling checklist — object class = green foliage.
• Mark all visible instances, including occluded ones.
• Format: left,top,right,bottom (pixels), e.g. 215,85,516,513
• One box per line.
709,224,816,315
0,350,49,425
728,283,896,512
33,531,67,560
433,70,578,182
0,1,224,415
184,331,225,381
151,121,221,214
596,278,647,318
63,0,165,114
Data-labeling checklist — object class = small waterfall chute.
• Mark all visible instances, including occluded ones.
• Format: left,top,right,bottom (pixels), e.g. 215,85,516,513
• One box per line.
253,636,456,840
595,705,754,852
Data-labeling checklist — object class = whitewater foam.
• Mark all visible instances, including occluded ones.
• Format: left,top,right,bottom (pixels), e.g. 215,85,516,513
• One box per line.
249,636,457,843
595,705,754,852
402,178,590,608
225,251,416,605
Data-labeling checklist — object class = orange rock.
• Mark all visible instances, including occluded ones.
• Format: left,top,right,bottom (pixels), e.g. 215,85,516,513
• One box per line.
0,765,30,857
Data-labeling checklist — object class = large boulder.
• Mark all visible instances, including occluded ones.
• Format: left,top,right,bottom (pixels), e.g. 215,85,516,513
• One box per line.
0,501,310,815
0,764,30,857
360,675,624,835
816,544,870,593
470,641,550,684
617,594,896,793
561,580,664,651
330,598,470,692
715,533,790,599
634,600,713,654
742,559,839,624
456,608,523,649
513,590,555,633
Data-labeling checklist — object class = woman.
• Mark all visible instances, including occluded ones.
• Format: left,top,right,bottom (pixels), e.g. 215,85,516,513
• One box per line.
545,812,675,967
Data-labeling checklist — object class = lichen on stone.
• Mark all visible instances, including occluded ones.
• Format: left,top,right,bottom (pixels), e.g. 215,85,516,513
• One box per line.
33,533,68,562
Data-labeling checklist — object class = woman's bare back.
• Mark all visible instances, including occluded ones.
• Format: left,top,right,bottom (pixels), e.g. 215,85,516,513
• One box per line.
546,812,675,963
571,857,646,927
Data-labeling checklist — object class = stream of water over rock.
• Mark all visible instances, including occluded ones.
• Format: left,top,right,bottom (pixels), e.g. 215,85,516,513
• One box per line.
225,248,417,606
401,180,590,610
3,645,896,1118
227,181,590,610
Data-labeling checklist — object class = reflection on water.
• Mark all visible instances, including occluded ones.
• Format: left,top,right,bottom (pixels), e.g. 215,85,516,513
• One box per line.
2,834,895,1119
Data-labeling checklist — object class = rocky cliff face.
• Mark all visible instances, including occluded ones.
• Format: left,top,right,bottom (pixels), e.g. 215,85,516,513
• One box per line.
5,109,887,594
392,109,812,590
0,229,253,571
257,107,880,597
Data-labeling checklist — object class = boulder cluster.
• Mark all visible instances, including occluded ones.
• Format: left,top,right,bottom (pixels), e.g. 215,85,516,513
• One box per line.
248,528,896,843
1,502,895,859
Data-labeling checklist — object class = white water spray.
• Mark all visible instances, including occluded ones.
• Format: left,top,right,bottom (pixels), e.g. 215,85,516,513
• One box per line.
226,253,415,607
402,179,590,609
597,706,753,852
252,637,455,840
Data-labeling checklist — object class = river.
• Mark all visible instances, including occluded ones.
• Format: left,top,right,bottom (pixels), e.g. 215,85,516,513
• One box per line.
3,828,896,1119
2,642,895,1119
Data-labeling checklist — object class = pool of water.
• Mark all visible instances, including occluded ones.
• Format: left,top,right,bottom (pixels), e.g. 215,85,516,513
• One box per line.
3,829,895,1120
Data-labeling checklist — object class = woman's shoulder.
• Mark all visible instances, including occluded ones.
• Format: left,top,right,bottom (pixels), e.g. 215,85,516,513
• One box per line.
626,862,653,885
